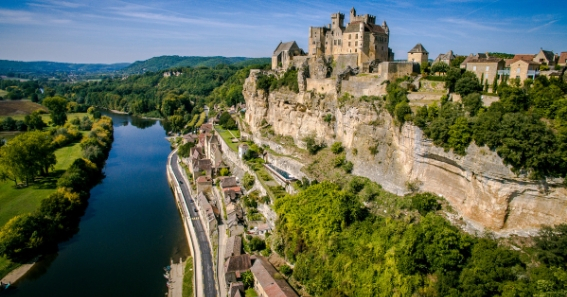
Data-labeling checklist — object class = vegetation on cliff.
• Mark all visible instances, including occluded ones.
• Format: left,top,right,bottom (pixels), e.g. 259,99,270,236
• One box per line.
272,181,567,296
386,74,567,180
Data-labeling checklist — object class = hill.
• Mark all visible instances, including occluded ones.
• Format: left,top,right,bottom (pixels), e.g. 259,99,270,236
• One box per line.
0,60,129,75
0,100,48,117
122,56,270,73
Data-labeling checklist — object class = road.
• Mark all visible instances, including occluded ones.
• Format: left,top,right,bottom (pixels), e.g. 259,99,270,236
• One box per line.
170,153,218,297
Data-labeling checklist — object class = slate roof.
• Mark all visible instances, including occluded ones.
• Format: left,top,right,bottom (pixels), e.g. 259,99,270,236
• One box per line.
408,43,428,54
250,256,299,297
539,49,555,63
225,236,242,260
273,41,299,56
229,282,245,297
220,176,238,188
344,21,386,34
224,254,252,274
434,50,455,63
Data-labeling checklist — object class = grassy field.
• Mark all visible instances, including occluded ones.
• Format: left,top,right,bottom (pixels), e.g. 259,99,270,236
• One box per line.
0,100,48,117
215,127,240,152
182,257,194,297
0,141,83,228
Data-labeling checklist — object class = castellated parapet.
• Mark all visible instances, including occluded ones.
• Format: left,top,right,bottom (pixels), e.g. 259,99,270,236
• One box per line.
272,7,399,76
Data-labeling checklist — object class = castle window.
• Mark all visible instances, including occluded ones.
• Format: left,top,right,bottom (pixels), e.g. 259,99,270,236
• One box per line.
355,49,357,53
356,34,358,39
348,42,351,47
349,34,351,39
473,66,477,71
355,41,358,46
486,66,490,71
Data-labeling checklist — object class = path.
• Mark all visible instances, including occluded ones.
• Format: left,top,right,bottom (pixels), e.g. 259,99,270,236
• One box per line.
167,258,185,297
170,153,218,297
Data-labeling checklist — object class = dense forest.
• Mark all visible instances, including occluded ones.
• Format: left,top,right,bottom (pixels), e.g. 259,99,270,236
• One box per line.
385,69,567,181
1,63,270,134
123,56,270,73
273,181,567,296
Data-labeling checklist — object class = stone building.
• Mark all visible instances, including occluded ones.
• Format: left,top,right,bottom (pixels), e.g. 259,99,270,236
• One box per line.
250,256,298,297
509,59,540,83
407,43,429,66
559,52,567,66
307,7,392,69
533,49,556,67
272,41,304,70
433,50,456,65
463,57,505,87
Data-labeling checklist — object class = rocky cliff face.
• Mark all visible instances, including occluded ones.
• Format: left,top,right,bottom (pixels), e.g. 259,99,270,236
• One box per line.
243,70,567,235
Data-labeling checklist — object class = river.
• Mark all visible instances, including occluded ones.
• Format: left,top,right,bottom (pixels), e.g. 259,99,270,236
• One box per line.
6,112,189,296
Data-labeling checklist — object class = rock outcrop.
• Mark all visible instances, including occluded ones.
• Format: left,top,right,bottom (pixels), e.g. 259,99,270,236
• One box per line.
242,70,567,235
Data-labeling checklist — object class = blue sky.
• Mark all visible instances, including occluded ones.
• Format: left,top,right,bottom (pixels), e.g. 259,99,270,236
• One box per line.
0,0,566,64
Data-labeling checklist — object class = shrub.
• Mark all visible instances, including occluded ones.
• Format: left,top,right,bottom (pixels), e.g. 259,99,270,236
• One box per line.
333,155,345,167
303,135,324,155
343,161,353,173
331,142,343,154
243,172,255,190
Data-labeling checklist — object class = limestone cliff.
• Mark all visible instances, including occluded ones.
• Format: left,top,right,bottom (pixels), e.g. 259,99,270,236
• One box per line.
243,70,567,235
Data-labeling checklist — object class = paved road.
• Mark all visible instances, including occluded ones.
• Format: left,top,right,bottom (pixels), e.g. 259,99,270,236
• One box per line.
171,153,218,297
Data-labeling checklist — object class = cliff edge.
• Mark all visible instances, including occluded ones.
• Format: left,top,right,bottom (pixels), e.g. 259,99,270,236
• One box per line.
243,70,567,235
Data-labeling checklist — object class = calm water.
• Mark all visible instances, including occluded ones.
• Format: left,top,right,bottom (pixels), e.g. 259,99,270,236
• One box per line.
7,112,189,296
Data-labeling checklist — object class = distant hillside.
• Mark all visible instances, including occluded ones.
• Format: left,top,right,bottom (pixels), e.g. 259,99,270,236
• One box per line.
0,60,129,75
122,56,270,73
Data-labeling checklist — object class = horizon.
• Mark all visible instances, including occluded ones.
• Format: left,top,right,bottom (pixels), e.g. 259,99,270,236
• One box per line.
1,0,566,64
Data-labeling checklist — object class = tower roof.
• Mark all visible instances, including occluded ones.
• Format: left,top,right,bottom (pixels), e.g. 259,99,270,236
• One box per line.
408,43,428,54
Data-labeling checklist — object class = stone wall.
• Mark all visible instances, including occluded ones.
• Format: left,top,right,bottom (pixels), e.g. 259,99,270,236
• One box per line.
377,62,418,81
341,75,386,97
333,54,359,76
243,72,567,235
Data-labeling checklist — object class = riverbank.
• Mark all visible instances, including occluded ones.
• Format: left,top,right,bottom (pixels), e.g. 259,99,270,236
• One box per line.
0,259,37,285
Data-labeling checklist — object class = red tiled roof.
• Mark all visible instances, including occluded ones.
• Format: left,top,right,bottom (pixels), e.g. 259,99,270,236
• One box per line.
196,176,211,183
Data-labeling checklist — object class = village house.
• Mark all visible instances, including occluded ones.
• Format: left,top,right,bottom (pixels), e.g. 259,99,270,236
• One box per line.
229,282,245,297
196,192,217,236
460,53,489,69
190,158,212,181
226,203,244,228
250,256,299,297
407,43,429,66
509,59,540,84
463,57,505,87
238,143,249,159
307,7,392,69
533,49,556,67
224,236,242,261
433,50,456,66
196,176,212,193
557,52,567,66
224,254,252,285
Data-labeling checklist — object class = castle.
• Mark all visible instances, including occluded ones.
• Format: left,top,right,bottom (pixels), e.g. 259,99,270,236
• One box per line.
308,7,393,67
272,7,395,73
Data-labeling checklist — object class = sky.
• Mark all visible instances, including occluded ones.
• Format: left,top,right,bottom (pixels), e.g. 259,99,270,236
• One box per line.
0,0,566,64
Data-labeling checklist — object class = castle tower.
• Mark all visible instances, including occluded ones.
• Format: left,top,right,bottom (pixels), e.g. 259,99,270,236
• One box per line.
331,12,345,29
350,7,356,22
408,43,429,66
382,21,389,35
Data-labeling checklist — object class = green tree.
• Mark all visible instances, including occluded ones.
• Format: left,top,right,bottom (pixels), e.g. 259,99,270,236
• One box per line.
0,131,56,185
455,75,482,96
43,96,68,125
462,93,483,116
445,67,462,92
447,117,472,155
431,62,449,75
241,270,254,289
394,101,412,125
24,110,46,131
